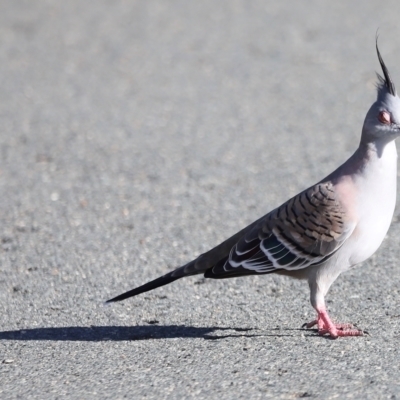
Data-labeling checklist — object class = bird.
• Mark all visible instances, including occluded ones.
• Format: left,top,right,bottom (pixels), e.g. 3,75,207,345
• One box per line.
107,40,400,338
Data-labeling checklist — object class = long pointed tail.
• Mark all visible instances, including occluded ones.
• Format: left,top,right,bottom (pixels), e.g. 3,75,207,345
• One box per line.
106,271,181,303
106,218,262,303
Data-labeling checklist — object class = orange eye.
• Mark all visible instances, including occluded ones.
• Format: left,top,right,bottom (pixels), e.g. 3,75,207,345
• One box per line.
378,110,391,124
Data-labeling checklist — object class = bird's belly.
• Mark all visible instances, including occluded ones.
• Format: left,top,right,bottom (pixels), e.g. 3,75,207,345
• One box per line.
347,195,395,266
342,144,398,267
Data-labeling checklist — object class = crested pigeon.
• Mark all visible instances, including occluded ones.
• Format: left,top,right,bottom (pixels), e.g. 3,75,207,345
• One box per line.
107,41,400,338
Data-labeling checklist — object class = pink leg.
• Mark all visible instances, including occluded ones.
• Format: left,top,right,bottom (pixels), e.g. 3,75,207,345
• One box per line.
305,308,363,338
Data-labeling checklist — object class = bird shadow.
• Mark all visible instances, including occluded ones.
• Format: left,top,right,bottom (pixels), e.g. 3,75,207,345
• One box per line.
0,325,314,342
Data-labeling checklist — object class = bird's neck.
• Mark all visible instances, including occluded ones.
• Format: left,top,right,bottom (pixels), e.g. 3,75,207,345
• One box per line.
344,140,397,219
324,138,397,185
346,139,397,177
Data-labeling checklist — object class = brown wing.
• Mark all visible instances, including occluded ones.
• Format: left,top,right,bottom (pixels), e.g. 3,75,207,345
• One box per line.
205,182,354,277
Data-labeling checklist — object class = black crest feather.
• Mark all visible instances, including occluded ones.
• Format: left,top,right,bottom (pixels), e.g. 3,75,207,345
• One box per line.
376,37,396,96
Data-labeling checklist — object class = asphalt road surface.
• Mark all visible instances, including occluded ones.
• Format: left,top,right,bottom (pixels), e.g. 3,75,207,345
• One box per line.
1,1,400,399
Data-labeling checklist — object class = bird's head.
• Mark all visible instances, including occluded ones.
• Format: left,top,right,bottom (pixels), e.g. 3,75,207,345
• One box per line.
361,40,400,146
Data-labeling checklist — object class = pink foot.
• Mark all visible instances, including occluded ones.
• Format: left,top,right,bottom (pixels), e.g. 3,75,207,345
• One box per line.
304,309,364,338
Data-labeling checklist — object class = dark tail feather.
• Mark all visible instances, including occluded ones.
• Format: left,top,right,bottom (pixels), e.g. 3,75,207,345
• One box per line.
106,272,181,303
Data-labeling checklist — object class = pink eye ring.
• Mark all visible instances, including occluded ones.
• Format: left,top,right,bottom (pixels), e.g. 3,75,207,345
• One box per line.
378,110,391,124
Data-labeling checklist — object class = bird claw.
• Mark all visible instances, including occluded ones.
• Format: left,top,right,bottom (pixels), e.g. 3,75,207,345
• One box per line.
317,325,364,338
303,309,364,338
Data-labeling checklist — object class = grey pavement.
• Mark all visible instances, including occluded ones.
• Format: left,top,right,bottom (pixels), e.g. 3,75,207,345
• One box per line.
1,1,400,398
